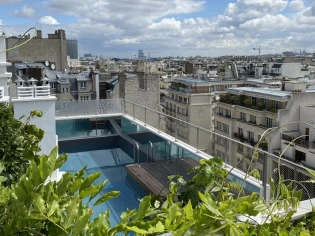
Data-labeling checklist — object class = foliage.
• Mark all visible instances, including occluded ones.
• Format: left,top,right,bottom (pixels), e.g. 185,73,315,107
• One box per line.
0,104,43,186
257,103,266,110
244,98,253,108
0,147,125,235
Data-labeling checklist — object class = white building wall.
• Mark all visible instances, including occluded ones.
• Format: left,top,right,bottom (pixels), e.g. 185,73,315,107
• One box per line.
13,97,57,155
281,63,301,78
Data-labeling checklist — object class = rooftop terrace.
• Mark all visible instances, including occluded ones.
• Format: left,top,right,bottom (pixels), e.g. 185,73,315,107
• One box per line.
55,98,315,202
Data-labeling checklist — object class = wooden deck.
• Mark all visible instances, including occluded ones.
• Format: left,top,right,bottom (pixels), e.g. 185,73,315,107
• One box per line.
126,158,199,197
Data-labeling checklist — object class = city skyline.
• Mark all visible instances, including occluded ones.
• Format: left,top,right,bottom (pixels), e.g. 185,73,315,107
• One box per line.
1,0,315,58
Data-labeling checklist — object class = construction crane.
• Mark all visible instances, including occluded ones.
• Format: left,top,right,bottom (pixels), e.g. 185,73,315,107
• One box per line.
145,51,160,60
253,46,262,56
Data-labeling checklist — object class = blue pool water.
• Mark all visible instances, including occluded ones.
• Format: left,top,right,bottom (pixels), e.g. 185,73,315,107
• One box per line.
60,148,148,226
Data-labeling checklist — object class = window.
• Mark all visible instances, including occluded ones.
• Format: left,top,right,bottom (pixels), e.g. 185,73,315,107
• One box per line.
51,82,56,89
62,88,65,93
80,96,89,101
216,121,222,130
240,112,246,121
80,81,86,88
226,109,231,118
250,115,256,124
262,98,267,107
215,136,229,148
66,87,69,93
214,85,220,91
266,118,273,128
218,107,224,115
248,131,254,142
252,97,257,106
216,121,229,133
238,127,243,137
273,101,279,110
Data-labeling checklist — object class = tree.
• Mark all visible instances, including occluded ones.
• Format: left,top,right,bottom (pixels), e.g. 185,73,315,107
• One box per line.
0,104,43,186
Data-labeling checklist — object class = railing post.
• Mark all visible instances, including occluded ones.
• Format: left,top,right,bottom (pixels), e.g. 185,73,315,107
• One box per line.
196,127,200,153
174,121,177,142
144,107,147,126
262,153,269,203
158,113,161,133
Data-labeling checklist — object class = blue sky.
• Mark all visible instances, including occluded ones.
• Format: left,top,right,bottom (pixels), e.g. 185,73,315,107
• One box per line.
1,0,315,57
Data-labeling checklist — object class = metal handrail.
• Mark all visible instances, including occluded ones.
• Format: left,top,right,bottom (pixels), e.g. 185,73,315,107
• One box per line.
147,141,153,163
133,143,140,166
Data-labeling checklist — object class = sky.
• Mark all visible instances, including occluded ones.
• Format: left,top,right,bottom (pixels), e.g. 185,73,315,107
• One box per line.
1,0,315,58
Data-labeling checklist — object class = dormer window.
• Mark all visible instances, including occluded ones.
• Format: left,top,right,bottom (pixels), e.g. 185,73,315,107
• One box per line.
20,82,23,86
81,82,86,88
51,83,56,89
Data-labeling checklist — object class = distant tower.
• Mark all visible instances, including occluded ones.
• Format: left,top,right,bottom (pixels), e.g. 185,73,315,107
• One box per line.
138,50,146,60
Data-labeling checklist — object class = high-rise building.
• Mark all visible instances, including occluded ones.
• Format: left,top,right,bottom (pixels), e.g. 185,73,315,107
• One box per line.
67,39,78,59
138,50,146,60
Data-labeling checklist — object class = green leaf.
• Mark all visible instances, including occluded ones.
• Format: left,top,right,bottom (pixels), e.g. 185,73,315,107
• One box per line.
94,191,120,206
63,196,79,229
47,146,58,170
254,204,267,212
79,172,101,193
47,200,59,217
28,214,46,220
79,185,100,199
185,200,194,220
39,156,50,180
70,179,84,194
0,176,7,183
132,195,151,222
30,161,41,186
89,179,109,202
33,193,46,214
71,209,92,236
55,153,68,169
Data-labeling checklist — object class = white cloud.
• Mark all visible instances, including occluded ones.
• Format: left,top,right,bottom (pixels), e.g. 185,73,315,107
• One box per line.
289,0,305,11
240,14,292,30
3,0,315,57
39,16,60,25
13,4,35,18
224,0,288,20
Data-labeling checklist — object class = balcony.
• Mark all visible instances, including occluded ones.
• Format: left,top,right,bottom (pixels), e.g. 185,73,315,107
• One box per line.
168,86,209,94
215,112,232,119
0,87,3,99
282,134,309,149
17,86,50,99
218,96,278,114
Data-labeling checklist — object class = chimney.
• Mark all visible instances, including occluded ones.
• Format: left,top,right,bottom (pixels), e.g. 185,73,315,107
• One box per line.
118,73,126,99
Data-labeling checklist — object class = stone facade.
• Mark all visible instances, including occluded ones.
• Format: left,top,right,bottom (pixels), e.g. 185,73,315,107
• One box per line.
6,30,67,71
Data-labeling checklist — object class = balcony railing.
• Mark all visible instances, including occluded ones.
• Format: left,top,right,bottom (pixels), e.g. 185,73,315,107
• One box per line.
17,86,50,99
282,134,309,149
0,87,3,99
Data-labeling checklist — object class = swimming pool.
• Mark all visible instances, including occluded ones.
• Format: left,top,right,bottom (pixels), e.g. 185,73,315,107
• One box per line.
60,148,148,224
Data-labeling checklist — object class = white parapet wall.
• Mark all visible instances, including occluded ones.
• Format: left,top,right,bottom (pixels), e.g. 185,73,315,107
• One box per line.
12,96,57,155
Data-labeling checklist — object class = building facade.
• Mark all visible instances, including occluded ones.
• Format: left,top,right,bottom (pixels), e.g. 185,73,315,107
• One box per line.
6,29,68,71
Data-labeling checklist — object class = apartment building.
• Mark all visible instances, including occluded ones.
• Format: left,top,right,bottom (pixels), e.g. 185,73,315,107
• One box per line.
164,78,214,150
214,81,315,177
